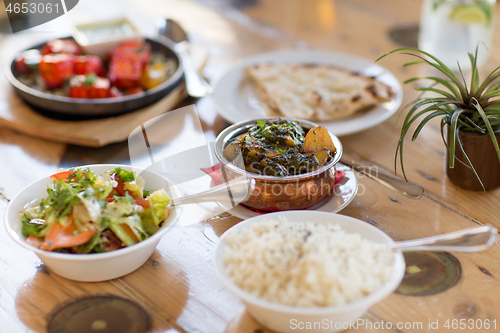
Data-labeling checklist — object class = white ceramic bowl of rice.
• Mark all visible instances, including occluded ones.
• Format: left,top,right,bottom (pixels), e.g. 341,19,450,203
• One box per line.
213,211,405,333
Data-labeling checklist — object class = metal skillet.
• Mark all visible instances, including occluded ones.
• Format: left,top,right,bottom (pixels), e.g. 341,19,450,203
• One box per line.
5,36,184,117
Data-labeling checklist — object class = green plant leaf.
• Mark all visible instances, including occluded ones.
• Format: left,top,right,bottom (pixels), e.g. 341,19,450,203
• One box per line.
455,126,485,191
416,87,456,100
378,48,468,99
394,134,407,180
477,88,500,101
456,62,470,102
403,61,424,67
483,100,500,108
412,111,448,140
483,81,500,100
448,109,466,168
396,98,468,179
395,100,455,180
403,77,421,84
462,115,486,132
400,100,438,131
440,117,449,149
468,48,480,96
471,98,500,162
476,65,500,96
441,118,471,169
424,76,463,101
402,52,468,100
482,107,500,113
401,102,446,135
487,119,500,127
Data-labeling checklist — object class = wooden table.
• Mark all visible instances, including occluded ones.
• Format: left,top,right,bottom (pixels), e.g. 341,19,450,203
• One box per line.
1,0,500,332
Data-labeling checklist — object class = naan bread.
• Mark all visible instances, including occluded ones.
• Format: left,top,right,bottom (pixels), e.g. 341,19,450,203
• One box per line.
246,64,395,121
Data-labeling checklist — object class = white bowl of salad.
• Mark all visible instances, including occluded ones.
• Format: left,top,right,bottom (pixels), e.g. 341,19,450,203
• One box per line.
4,164,181,282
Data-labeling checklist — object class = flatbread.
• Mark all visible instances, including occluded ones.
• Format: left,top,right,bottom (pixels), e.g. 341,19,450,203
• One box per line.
246,64,395,121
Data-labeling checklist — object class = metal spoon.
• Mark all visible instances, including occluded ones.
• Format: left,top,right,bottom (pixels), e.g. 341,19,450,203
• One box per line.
169,178,255,208
157,18,213,98
384,225,498,252
340,158,424,199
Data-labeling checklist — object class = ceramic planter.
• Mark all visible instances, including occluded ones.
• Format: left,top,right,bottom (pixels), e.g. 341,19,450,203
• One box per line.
446,126,500,191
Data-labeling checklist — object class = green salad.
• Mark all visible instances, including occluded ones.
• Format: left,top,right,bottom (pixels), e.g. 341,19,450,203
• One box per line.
21,168,171,254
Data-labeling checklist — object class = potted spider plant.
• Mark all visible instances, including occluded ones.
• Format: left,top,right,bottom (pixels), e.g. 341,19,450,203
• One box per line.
378,47,500,191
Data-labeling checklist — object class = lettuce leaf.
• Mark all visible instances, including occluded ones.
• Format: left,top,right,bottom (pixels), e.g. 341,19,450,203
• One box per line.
149,189,171,222
20,212,45,238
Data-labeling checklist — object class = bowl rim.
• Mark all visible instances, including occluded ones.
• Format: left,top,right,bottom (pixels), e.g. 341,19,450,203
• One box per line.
214,117,343,181
213,211,406,315
3,164,182,261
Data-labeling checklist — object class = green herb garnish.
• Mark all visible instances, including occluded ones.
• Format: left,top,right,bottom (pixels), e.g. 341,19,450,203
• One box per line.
83,74,97,86
21,212,45,238
113,168,135,182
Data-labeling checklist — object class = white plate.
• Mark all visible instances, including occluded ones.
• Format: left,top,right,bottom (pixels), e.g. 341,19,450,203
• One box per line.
228,164,358,220
212,50,403,136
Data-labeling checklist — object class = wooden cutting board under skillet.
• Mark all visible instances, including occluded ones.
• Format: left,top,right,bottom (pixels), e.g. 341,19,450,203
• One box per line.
0,44,208,147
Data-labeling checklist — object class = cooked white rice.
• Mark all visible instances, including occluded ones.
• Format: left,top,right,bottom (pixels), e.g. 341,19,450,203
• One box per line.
222,216,394,307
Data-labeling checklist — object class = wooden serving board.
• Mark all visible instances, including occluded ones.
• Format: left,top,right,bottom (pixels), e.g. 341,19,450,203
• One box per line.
0,45,208,147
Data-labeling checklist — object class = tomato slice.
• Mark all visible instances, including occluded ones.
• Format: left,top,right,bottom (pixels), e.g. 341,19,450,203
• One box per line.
40,218,96,251
133,196,150,208
50,170,83,181
111,173,150,208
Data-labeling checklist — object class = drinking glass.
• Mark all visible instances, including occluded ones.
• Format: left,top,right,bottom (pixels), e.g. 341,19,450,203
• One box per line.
418,0,496,70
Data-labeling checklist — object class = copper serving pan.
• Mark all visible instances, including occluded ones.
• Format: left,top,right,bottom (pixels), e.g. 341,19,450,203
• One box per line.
214,118,343,211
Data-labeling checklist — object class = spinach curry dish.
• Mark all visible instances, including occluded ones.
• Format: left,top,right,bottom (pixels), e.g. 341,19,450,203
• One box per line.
223,118,337,176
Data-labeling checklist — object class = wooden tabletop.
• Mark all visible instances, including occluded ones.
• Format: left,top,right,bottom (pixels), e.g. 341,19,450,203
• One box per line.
2,0,500,332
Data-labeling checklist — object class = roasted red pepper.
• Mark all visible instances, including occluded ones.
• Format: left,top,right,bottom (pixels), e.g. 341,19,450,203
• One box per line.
41,39,82,56
39,53,75,89
107,52,142,90
69,74,110,99
74,55,105,76
14,49,41,74
114,40,151,68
